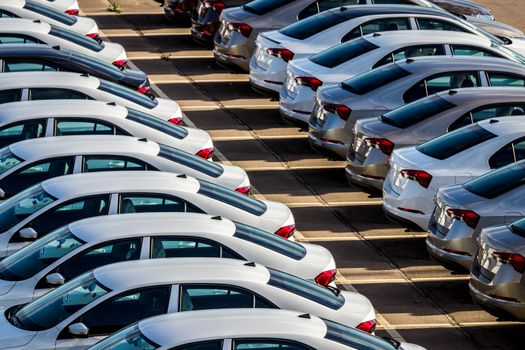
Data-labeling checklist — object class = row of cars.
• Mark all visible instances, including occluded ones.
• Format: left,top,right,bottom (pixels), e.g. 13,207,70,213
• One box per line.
192,0,525,323
0,0,428,349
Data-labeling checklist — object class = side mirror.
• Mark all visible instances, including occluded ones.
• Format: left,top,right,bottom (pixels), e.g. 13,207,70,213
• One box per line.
68,322,89,338
19,227,38,240
0,188,4,199
46,273,65,286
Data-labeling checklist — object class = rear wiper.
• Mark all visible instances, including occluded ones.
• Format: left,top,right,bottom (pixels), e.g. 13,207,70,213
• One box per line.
382,337,401,349
326,285,341,296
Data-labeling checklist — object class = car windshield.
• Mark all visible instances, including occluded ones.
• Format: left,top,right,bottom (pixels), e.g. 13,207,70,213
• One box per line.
416,124,496,160
323,319,397,350
0,226,84,281
233,222,306,260
0,147,22,175
463,160,525,199
381,94,456,128
197,180,267,216
0,184,55,232
158,144,224,178
242,0,294,15
49,25,104,52
279,12,349,40
69,50,124,77
98,80,158,109
88,324,159,350
310,38,379,68
341,64,410,95
9,272,109,331
25,0,77,25
126,108,188,139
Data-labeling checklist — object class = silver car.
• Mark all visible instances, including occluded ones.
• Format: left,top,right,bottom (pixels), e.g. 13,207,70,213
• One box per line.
310,56,525,158
347,87,525,191
470,218,525,320
427,160,525,272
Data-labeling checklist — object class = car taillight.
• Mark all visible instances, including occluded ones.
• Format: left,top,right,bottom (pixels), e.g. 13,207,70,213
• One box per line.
322,103,351,121
445,208,480,229
364,137,394,156
492,252,525,273
136,86,151,94
86,33,100,41
400,169,432,188
65,9,79,15
314,269,337,286
168,117,183,125
112,59,127,69
204,0,226,13
356,319,376,333
274,224,295,239
196,147,214,159
295,76,323,91
228,22,252,37
235,186,251,195
267,48,294,62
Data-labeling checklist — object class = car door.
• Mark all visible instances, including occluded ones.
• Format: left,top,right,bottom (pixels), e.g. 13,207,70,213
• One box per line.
150,236,242,259
118,193,204,214
0,118,46,148
403,71,481,103
54,118,129,136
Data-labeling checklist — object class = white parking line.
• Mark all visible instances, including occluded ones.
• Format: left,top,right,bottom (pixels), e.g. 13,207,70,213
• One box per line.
299,234,427,241
337,276,470,285
377,320,524,330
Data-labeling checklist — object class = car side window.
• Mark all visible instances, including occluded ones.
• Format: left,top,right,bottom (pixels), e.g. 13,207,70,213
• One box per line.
0,10,16,18
490,138,525,169
55,118,128,136
416,18,465,32
342,17,410,42
150,236,242,259
487,72,525,87
170,340,223,350
373,44,445,68
0,156,75,197
451,45,499,58
60,286,171,338
0,88,23,104
0,119,46,148
119,194,204,214
0,34,43,44
449,103,525,131
403,71,480,103
83,156,150,172
298,0,365,20
373,0,412,4
29,88,90,101
179,285,275,311
234,340,312,350
4,59,58,73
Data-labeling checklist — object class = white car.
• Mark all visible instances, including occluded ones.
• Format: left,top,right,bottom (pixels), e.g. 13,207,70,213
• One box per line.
281,30,525,123
90,309,426,350
383,117,525,230
0,259,375,349
0,19,126,68
0,0,98,39
0,170,295,257
0,212,336,309
0,135,247,198
33,0,79,15
0,72,183,125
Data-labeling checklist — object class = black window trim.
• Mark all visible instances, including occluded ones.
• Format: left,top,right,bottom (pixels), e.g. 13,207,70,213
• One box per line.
54,117,130,136
82,154,157,172
341,16,412,43
170,339,224,350
372,44,446,69
232,338,314,350
449,102,525,132
0,33,44,44
149,235,245,260
488,136,525,169
485,71,525,87
117,192,204,214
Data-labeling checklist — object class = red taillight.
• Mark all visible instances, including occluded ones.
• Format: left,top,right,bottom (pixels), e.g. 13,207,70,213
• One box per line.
356,319,376,333
274,224,295,239
492,252,525,273
235,186,251,195
112,59,127,69
228,22,252,37
322,103,351,121
295,76,323,91
314,269,337,286
86,33,100,41
400,169,432,188
204,0,226,13
196,147,214,159
65,9,79,15
267,48,294,62
168,117,183,125
136,86,151,95
445,208,480,229
364,137,394,156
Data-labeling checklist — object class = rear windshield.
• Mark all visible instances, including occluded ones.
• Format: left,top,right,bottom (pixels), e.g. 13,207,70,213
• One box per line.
324,319,397,350
310,38,379,68
268,269,344,310
243,0,294,15
70,51,124,77
279,12,348,40
341,64,410,95
98,80,158,109
25,0,77,25
416,124,496,160
158,144,224,178
197,180,267,216
126,108,188,139
381,94,456,128
463,160,525,199
233,222,306,260
49,25,104,52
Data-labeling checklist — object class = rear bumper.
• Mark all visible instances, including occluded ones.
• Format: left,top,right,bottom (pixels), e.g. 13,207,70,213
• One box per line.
249,76,282,97
426,238,473,271
213,38,250,71
470,282,525,320
191,26,215,46
308,132,347,159
382,199,428,232
345,158,387,192
279,104,310,125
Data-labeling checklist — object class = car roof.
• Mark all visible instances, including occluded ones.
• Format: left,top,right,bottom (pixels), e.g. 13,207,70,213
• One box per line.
68,212,236,243
9,135,161,161
329,4,454,19
396,55,525,74
138,309,328,346
476,116,525,137
0,71,100,89
93,258,271,292
40,171,200,199
363,30,490,47
0,0,27,9
0,18,51,33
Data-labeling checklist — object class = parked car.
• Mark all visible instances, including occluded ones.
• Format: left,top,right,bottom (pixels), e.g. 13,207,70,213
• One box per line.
0,170,295,257
427,160,525,271
470,217,525,320
310,56,525,158
89,309,426,350
0,100,209,158
0,258,375,348
383,117,525,231
0,19,126,68
33,0,79,15
0,135,248,198
430,0,492,20
0,212,335,309
346,87,525,191
0,72,184,125
164,0,198,24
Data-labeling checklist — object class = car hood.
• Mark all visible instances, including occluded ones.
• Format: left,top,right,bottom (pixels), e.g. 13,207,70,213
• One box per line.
0,280,15,296
221,6,256,24
481,224,525,254
99,41,127,65
71,16,99,36
120,68,149,89
469,18,524,39
0,308,36,349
